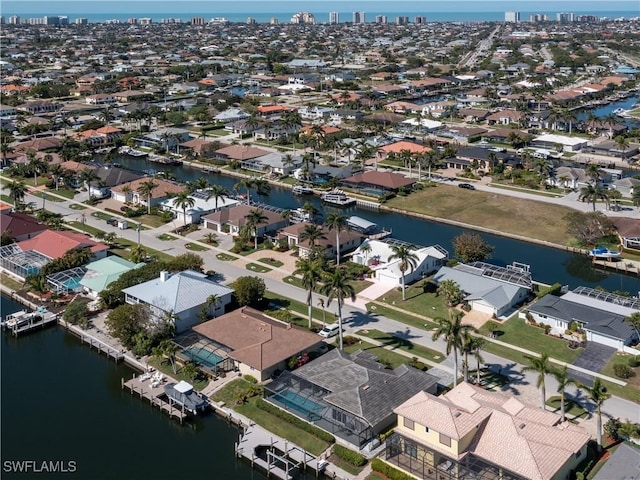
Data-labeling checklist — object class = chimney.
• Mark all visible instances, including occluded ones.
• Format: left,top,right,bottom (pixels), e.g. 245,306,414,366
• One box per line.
159,271,169,282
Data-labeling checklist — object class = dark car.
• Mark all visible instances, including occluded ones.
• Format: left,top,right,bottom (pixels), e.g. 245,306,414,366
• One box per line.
458,183,476,190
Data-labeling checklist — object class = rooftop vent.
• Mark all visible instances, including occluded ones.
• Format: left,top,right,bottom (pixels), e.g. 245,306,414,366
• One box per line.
454,412,462,418
519,423,526,429
362,385,370,391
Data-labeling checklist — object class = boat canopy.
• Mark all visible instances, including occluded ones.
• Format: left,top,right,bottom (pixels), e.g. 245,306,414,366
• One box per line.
347,216,378,233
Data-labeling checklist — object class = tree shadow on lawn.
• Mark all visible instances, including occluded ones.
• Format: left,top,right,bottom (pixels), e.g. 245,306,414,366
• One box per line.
345,310,381,329
485,362,527,395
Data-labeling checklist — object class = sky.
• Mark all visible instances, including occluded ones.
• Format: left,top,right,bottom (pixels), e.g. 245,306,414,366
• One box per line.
3,0,639,15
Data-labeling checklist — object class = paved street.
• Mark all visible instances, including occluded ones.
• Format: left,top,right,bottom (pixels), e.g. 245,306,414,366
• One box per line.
10,185,640,435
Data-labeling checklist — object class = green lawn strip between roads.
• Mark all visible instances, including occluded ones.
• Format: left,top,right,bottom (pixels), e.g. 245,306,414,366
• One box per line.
343,338,421,370
356,329,444,364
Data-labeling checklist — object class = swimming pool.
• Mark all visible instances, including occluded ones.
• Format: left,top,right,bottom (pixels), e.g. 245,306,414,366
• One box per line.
272,389,326,419
183,347,223,369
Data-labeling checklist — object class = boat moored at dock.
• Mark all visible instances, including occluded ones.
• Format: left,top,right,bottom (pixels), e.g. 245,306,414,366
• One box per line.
163,381,208,415
292,185,314,195
320,189,356,207
588,246,621,259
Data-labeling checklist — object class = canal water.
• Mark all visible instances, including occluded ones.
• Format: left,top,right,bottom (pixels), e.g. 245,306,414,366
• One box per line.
0,295,272,480
112,155,640,294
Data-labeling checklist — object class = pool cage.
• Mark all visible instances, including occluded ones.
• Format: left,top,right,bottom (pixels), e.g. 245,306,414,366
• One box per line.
174,333,234,377
385,433,525,480
264,371,375,447
47,266,87,295
0,244,50,278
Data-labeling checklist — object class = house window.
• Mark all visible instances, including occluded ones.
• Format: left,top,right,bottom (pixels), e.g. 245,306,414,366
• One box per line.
404,442,417,458
403,418,415,430
425,426,429,433
575,450,581,459
439,433,451,447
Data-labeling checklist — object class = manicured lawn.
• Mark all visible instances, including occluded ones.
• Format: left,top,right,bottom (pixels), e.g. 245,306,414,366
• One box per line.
146,357,209,392
378,282,449,323
69,203,86,210
283,275,374,296
366,473,387,480
545,396,588,421
46,188,76,199
212,380,330,456
366,303,436,331
136,214,168,228
185,242,209,252
110,241,175,263
600,353,640,403
0,272,23,291
328,454,367,476
65,221,105,237
343,338,417,369
263,291,329,325
0,194,14,204
258,257,284,268
479,318,583,364
491,183,564,198
157,233,176,241
246,262,272,273
356,329,444,363
92,211,113,221
40,192,67,202
386,184,575,245
200,237,219,247
216,253,238,261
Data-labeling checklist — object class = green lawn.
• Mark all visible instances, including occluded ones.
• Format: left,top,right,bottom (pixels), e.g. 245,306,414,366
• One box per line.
491,183,564,198
246,262,272,273
263,291,330,325
343,338,418,369
157,233,176,241
65,221,105,237
377,282,450,323
600,353,640,404
283,275,374,296
46,188,76,199
545,396,588,421
258,257,284,268
40,192,67,202
212,379,330,456
479,318,583,364
185,242,209,252
0,272,23,291
69,203,86,210
366,303,436,331
356,329,444,363
92,211,113,221
109,241,175,263
216,253,238,261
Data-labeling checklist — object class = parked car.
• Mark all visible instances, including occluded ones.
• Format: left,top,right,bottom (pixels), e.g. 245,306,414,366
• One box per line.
458,183,476,190
318,323,340,338
106,218,117,226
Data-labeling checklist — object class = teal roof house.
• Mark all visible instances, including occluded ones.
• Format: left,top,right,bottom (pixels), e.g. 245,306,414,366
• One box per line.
80,256,144,298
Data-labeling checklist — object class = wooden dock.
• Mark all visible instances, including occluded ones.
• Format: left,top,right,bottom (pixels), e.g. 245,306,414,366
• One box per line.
122,374,188,423
60,320,125,362
355,198,381,210
591,258,640,276
1,312,58,336
235,422,319,480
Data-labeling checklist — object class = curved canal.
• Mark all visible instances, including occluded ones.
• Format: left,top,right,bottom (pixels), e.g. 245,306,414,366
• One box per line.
113,155,640,294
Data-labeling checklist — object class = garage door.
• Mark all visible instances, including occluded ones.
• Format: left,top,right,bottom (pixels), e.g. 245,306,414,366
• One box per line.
588,332,620,349
470,301,495,315
377,271,398,285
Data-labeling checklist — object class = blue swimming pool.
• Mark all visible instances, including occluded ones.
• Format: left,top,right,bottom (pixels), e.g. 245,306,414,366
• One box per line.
183,347,223,369
272,389,326,419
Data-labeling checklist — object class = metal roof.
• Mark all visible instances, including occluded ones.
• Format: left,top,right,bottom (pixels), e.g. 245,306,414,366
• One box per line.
572,286,640,311
469,261,532,289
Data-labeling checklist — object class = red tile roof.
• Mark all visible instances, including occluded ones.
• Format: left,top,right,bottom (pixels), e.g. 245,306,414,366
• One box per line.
17,230,107,259
343,170,416,189
0,212,47,239
379,141,432,154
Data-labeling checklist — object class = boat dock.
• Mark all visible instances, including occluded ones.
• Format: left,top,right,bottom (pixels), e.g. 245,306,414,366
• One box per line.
235,422,319,480
60,319,125,362
354,198,381,210
1,311,58,336
591,258,640,276
122,374,188,423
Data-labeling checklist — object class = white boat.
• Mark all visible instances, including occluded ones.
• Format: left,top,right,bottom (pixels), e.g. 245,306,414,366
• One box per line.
613,108,628,117
289,208,313,223
588,246,621,259
3,310,44,329
163,381,208,415
292,185,314,195
119,146,148,157
320,189,356,207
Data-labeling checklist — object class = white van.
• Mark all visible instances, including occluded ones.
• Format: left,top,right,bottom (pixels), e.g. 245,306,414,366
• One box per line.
318,323,340,338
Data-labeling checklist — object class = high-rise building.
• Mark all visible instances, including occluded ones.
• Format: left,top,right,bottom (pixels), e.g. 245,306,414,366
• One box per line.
395,16,409,25
75,17,88,25
529,13,548,22
329,12,339,24
246,17,256,24
270,17,279,25
414,16,427,24
8,15,19,24
504,11,520,23
576,15,598,22
138,17,152,25
0,16,4,25
375,15,387,24
290,12,315,24
44,16,60,25
557,12,574,23
59,16,69,25
191,17,205,26
352,11,365,24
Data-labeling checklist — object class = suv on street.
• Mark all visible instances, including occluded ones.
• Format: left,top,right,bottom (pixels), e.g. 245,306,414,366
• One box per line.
458,183,476,190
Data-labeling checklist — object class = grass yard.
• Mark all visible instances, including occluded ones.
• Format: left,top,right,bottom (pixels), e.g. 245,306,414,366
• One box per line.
490,183,564,198
146,358,208,392
386,184,575,245
92,211,113,221
0,272,23,291
157,233,176,241
212,379,330,456
377,282,449,324
216,253,238,261
366,303,436,331
46,188,76,199
545,396,588,421
283,275,374,296
263,291,330,325
185,242,209,252
40,192,67,202
136,214,168,228
246,262,272,273
65,221,105,237
599,353,640,403
110,240,175,263
258,257,284,268
343,338,417,369
68,203,86,210
356,329,444,363
479,318,583,364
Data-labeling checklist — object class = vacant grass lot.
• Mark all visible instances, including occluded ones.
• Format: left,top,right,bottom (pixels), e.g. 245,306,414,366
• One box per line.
377,283,448,324
386,184,574,245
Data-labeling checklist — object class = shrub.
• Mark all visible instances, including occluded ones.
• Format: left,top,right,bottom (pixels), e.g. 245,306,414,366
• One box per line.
255,399,335,443
371,459,415,480
243,375,258,384
628,356,640,368
343,335,360,347
613,364,635,379
333,445,366,467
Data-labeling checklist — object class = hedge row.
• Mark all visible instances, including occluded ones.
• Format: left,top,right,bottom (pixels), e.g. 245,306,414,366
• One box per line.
256,398,335,443
333,444,366,467
371,459,415,480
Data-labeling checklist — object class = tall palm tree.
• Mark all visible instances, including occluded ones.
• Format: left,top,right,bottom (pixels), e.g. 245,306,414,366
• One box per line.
583,378,611,451
252,177,271,202
432,310,477,388
235,177,255,204
137,179,158,214
422,151,440,181
324,212,348,265
359,242,372,266
522,353,552,410
470,337,485,385
294,258,324,329
387,244,419,301
613,135,630,158
299,223,327,259
320,266,356,350
172,190,195,226
49,164,64,191
552,365,577,423
244,208,268,249
3,180,27,207
208,184,229,210
579,184,609,212
585,163,603,184
437,279,463,307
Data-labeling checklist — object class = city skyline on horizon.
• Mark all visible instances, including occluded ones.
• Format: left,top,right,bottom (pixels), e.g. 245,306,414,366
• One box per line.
3,0,638,16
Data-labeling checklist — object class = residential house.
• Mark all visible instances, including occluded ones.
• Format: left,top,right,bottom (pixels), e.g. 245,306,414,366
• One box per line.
351,239,448,286
279,222,363,261
298,106,334,120
160,190,240,225
213,108,250,123
386,382,590,480
122,270,234,333
192,307,324,381
548,166,590,189
135,128,192,152
202,205,289,236
0,211,48,241
532,134,588,152
341,171,416,194
111,176,184,208
264,349,438,449
240,152,302,176
89,166,142,199
523,286,639,351
432,262,532,317
612,177,640,197
486,110,524,126
85,93,117,105
79,256,144,298
214,145,270,163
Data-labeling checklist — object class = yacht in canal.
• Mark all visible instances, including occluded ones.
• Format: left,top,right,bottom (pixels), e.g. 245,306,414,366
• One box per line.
163,381,208,415
320,189,356,207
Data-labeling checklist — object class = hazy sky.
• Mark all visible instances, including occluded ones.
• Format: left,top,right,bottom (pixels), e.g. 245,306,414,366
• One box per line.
4,0,639,15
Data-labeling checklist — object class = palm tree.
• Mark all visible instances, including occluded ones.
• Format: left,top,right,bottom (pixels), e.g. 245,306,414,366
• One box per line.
613,135,630,158
3,180,27,206
583,378,611,451
244,208,268,249
432,310,477,387
294,258,324,329
624,312,640,339
235,177,255,204
387,244,419,301
204,232,218,245
153,339,178,374
129,244,147,263
359,242,372,266
137,179,158,214
437,279,463,307
579,184,609,212
48,164,64,191
324,212,348,265
470,337,485,385
522,353,552,410
585,163,603,184
253,177,271,202
552,365,577,423
422,151,440,181
172,190,195,226
320,266,356,350
207,184,229,210
299,223,327,258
